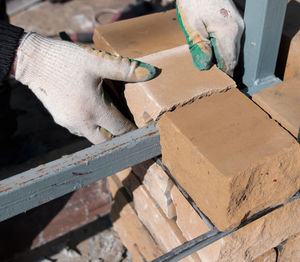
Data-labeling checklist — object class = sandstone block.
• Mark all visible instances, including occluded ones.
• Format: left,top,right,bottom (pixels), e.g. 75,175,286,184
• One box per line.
94,10,235,128
278,233,300,262
171,186,212,259
158,88,300,231
171,185,210,240
108,172,163,262
281,32,300,80
169,184,300,261
112,163,175,219
252,249,277,262
121,171,201,262
93,9,186,58
277,1,300,80
253,76,300,140
108,168,131,197
132,160,176,219
125,46,235,127
199,197,300,262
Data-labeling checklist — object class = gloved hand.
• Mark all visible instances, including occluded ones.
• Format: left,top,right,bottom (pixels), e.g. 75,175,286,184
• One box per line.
15,33,157,144
176,0,244,76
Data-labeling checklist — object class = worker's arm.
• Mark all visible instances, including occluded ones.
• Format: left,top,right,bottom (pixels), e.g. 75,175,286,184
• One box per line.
0,21,24,82
9,30,157,144
177,0,244,76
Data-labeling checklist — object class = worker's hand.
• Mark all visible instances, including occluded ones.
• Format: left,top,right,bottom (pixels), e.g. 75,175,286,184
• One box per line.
176,0,244,76
14,33,157,144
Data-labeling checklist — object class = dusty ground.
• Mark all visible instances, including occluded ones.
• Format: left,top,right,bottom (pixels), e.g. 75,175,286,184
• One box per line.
11,215,131,262
2,0,136,261
10,0,136,35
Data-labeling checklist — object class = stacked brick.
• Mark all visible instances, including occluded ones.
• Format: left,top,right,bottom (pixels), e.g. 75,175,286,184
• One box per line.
276,0,300,80
158,91,300,261
94,8,300,262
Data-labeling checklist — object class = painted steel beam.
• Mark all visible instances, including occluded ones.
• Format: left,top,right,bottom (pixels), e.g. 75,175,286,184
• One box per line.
0,123,160,223
242,0,287,95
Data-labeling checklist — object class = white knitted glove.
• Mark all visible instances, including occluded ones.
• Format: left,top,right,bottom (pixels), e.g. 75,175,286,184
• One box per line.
177,0,244,76
15,33,157,144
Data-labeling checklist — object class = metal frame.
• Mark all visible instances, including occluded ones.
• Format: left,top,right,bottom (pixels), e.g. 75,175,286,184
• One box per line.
0,1,292,261
0,123,160,223
242,0,287,95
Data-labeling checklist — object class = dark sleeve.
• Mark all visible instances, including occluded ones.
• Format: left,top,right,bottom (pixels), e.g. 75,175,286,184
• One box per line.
0,21,24,81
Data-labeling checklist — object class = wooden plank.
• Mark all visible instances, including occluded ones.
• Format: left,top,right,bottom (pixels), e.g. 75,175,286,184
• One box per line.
0,123,160,222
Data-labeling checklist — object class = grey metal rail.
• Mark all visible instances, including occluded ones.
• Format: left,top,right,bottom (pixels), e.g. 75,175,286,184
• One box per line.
0,123,160,223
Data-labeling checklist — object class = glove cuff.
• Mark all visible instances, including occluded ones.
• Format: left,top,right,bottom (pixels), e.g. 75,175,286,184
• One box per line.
15,32,81,87
15,33,44,84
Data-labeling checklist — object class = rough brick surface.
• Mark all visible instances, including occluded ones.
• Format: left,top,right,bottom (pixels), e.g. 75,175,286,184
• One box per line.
132,160,176,219
277,1,300,80
126,46,235,127
93,9,235,128
94,10,235,127
116,169,201,262
278,233,300,262
282,32,300,80
108,171,163,262
158,88,300,231
171,185,209,240
93,9,186,58
171,186,213,260
253,76,300,140
252,249,277,262
199,198,300,262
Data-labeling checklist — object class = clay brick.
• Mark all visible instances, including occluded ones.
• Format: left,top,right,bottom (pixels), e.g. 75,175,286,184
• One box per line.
112,160,175,219
281,32,300,80
132,160,176,219
253,76,300,140
171,186,212,259
252,249,277,262
169,182,300,262
108,172,163,262
277,1,300,80
108,169,129,197
119,170,201,262
158,88,300,231
171,186,280,262
93,10,186,58
199,197,300,262
94,9,235,127
278,233,300,262
125,46,235,127
171,185,210,240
